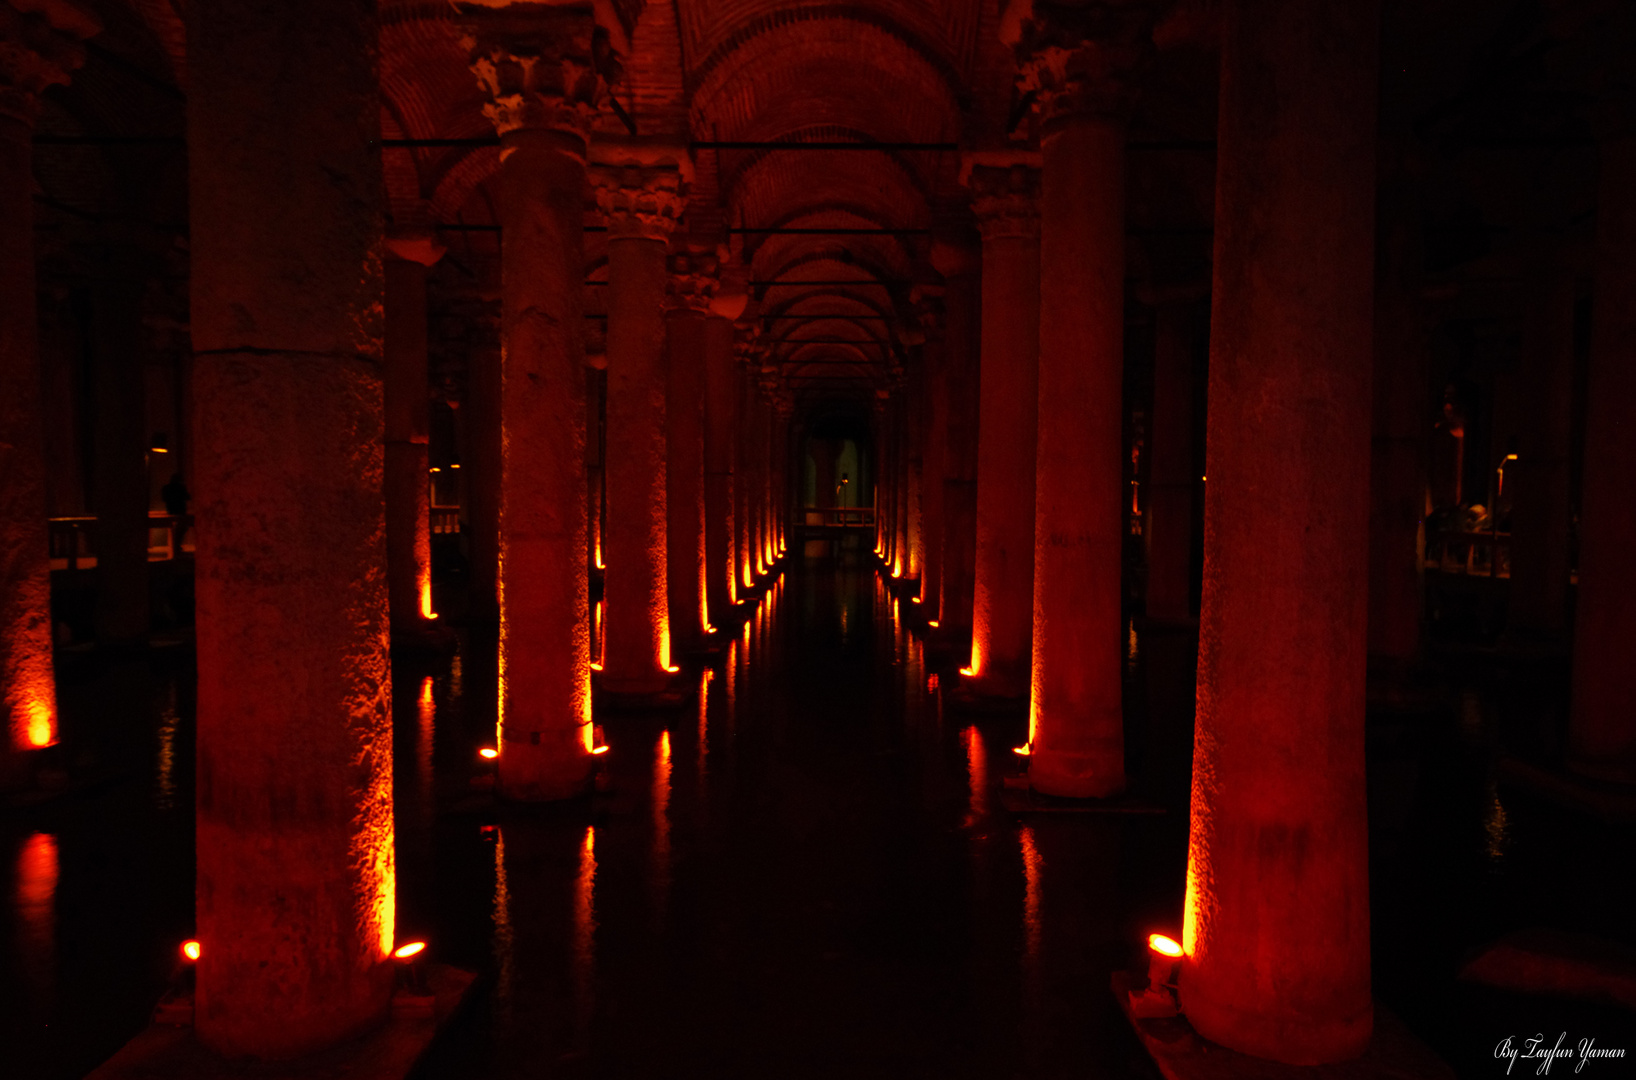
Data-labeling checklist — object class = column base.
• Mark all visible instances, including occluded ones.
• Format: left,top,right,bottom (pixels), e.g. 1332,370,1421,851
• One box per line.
1111,971,1454,1079
595,668,692,709
1178,970,1374,1066
389,619,459,656
89,964,476,1080
1027,745,1126,799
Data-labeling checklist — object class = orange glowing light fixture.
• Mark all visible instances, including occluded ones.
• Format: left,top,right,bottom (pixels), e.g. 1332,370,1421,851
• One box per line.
591,744,610,756
589,661,604,671
928,620,939,628
1148,933,1183,958
429,466,441,473
181,939,201,962
479,747,499,760
959,666,975,677
1012,744,1032,757
393,941,427,960
419,579,437,621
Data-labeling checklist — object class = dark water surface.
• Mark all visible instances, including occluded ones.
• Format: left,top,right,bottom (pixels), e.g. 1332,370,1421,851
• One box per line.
3,556,1633,1078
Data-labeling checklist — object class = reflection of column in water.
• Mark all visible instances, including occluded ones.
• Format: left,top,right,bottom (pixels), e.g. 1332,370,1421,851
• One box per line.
725,637,738,741
652,730,672,928
16,832,57,1021
156,685,179,811
697,669,711,821
572,825,597,1044
963,726,989,827
1019,824,1042,968
418,677,435,828
449,647,463,698
492,828,514,1017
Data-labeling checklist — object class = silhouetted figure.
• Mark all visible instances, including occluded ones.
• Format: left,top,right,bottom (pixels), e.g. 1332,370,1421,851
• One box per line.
162,473,190,517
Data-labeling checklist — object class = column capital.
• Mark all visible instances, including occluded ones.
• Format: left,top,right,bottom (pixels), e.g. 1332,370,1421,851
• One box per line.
1007,2,1155,127
959,152,1042,241
665,248,719,313
459,3,615,146
0,0,99,126
591,162,686,241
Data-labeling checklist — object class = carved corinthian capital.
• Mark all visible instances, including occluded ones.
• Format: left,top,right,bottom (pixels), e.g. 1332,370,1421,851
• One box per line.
1009,1,1155,125
959,153,1042,241
0,0,99,126
458,3,614,144
592,163,686,241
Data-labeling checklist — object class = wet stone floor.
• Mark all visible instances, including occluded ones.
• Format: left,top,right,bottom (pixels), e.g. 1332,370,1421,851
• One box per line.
4,554,1635,1078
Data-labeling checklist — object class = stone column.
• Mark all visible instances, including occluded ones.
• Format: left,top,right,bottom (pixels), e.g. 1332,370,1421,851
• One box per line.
703,313,738,621
1014,15,1146,797
960,156,1040,700
933,240,981,641
384,232,444,643
595,155,685,693
465,340,502,624
1180,0,1379,1064
1506,265,1575,640
1571,135,1636,784
1144,296,1198,625
585,364,605,572
734,340,756,592
190,0,393,1055
466,6,605,798
1,0,95,774
903,379,923,582
665,251,714,650
90,242,152,649
916,288,947,621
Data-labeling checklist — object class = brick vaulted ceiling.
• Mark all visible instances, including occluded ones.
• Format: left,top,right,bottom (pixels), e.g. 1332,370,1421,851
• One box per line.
370,0,1030,403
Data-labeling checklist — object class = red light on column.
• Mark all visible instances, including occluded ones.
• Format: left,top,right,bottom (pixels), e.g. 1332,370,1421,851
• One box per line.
181,939,201,962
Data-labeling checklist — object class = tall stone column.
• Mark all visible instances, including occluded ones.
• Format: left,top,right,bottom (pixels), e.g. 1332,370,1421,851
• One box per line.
1014,15,1146,797
703,313,738,621
595,155,685,693
1144,296,1199,624
665,251,714,651
734,340,757,592
916,289,947,621
1506,266,1575,640
933,241,981,641
465,340,502,624
190,0,394,1055
1571,135,1636,784
465,6,605,798
1,0,96,775
1180,0,1379,1063
384,232,444,643
960,156,1040,700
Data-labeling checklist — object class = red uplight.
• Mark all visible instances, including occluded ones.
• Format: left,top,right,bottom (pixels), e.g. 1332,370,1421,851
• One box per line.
592,745,610,756
181,940,201,962
1148,933,1183,957
393,941,426,960
1012,744,1032,756
479,747,499,760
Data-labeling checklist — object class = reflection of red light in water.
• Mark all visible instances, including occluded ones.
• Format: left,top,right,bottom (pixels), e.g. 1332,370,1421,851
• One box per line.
1020,826,1042,965
1149,933,1183,957
963,726,989,825
652,730,671,923
18,832,59,1010
573,825,596,1037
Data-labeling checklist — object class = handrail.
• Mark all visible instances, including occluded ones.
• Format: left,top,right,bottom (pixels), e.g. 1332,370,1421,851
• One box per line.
49,513,195,570
798,506,874,527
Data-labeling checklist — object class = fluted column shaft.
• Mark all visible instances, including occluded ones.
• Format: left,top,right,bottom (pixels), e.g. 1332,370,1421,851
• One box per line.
1180,0,1379,1063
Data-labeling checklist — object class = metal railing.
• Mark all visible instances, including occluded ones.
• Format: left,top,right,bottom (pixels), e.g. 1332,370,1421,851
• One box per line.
49,513,195,571
799,506,874,528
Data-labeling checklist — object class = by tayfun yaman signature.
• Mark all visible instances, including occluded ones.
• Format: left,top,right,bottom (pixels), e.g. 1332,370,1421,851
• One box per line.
1496,1033,1628,1075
